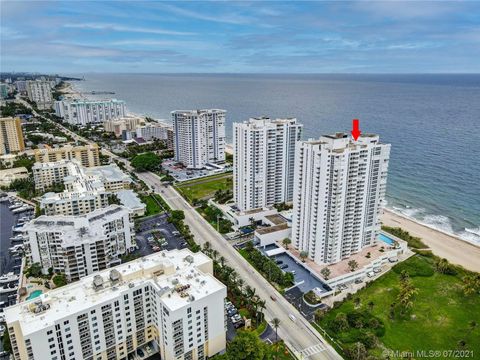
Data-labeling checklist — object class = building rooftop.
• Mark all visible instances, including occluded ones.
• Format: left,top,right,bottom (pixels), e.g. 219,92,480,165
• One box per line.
4,249,223,336
0,167,28,176
84,164,132,183
256,223,289,235
264,214,288,226
23,205,130,246
116,189,146,211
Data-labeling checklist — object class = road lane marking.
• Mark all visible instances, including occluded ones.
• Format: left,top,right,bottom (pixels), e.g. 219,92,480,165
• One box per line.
300,344,326,358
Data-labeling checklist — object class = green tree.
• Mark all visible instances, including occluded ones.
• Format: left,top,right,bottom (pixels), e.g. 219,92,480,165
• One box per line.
348,260,359,272
52,273,68,288
131,152,162,172
282,238,291,249
299,251,308,262
272,318,280,341
25,263,43,278
320,267,331,280
225,331,267,360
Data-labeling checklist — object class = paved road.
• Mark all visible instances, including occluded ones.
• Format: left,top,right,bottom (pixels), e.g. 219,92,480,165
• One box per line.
136,171,342,360
17,100,341,359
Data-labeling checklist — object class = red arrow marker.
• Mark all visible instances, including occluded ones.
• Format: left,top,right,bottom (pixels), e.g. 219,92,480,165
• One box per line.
351,119,361,140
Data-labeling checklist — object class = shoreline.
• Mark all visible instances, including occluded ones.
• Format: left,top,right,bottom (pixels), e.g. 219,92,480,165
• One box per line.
381,208,480,272
62,80,479,271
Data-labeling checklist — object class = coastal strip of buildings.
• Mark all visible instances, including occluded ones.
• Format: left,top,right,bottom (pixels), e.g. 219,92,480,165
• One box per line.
232,118,391,267
4,249,227,360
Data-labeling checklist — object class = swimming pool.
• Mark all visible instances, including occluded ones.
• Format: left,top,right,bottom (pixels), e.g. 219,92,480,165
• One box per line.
26,290,42,300
379,233,395,246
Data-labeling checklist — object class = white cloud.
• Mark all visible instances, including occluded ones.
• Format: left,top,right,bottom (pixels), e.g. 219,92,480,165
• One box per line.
64,23,195,36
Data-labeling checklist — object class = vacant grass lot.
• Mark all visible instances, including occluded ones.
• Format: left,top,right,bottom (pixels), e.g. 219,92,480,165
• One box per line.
139,193,168,216
318,254,480,357
175,173,232,202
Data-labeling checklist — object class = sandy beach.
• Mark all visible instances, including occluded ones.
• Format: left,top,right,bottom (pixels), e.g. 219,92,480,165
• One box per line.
381,209,480,272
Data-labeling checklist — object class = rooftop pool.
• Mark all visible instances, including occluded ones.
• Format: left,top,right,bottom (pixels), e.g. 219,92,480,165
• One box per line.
26,290,42,300
379,233,395,246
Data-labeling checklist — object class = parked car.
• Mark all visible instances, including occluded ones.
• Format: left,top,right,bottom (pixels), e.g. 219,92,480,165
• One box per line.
275,260,283,265
280,264,288,269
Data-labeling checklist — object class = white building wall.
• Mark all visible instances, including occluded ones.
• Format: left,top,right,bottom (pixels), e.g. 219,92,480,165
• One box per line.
54,99,126,125
233,117,302,212
291,133,390,265
172,110,225,169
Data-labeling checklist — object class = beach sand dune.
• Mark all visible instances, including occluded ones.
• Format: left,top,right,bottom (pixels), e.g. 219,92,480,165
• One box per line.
381,209,480,273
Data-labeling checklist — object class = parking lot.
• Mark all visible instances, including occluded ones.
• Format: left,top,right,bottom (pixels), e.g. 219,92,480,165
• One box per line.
134,214,187,256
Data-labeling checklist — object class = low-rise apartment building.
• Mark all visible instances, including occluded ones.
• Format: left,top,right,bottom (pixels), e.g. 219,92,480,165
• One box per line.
23,205,134,281
54,99,126,125
5,249,227,360
136,121,174,148
103,116,145,138
34,144,100,167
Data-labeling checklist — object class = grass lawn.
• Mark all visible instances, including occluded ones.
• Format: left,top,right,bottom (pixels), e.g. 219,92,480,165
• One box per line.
139,194,167,216
175,173,232,202
318,253,480,357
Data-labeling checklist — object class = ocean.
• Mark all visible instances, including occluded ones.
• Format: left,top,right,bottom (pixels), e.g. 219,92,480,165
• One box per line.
70,73,480,245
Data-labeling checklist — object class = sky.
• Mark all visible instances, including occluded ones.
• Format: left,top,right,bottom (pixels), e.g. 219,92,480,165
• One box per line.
1,1,480,74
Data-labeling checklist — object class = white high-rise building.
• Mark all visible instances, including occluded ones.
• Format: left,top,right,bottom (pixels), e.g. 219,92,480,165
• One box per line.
291,133,390,265
172,109,225,169
233,117,303,212
5,249,227,360
26,80,53,109
54,99,126,125
23,205,134,281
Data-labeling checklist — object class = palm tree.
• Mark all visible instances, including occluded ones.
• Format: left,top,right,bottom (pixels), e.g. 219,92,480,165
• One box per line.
300,251,308,262
203,241,211,254
368,301,374,313
219,256,226,268
282,238,291,249
211,249,219,262
256,299,266,324
272,317,281,360
272,317,281,341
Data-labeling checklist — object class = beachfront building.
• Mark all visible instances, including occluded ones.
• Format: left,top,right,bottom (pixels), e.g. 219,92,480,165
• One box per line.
26,80,53,110
22,205,134,281
103,116,145,138
34,143,100,167
291,133,390,265
54,99,126,125
136,121,174,147
172,109,226,169
0,117,25,155
4,249,227,360
233,117,303,212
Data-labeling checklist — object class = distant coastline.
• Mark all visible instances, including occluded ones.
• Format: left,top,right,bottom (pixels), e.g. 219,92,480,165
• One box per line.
62,75,480,250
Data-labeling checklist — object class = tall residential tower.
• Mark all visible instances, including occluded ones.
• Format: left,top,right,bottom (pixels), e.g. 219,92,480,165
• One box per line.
233,117,302,212
172,109,226,169
291,133,390,265
0,117,25,155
